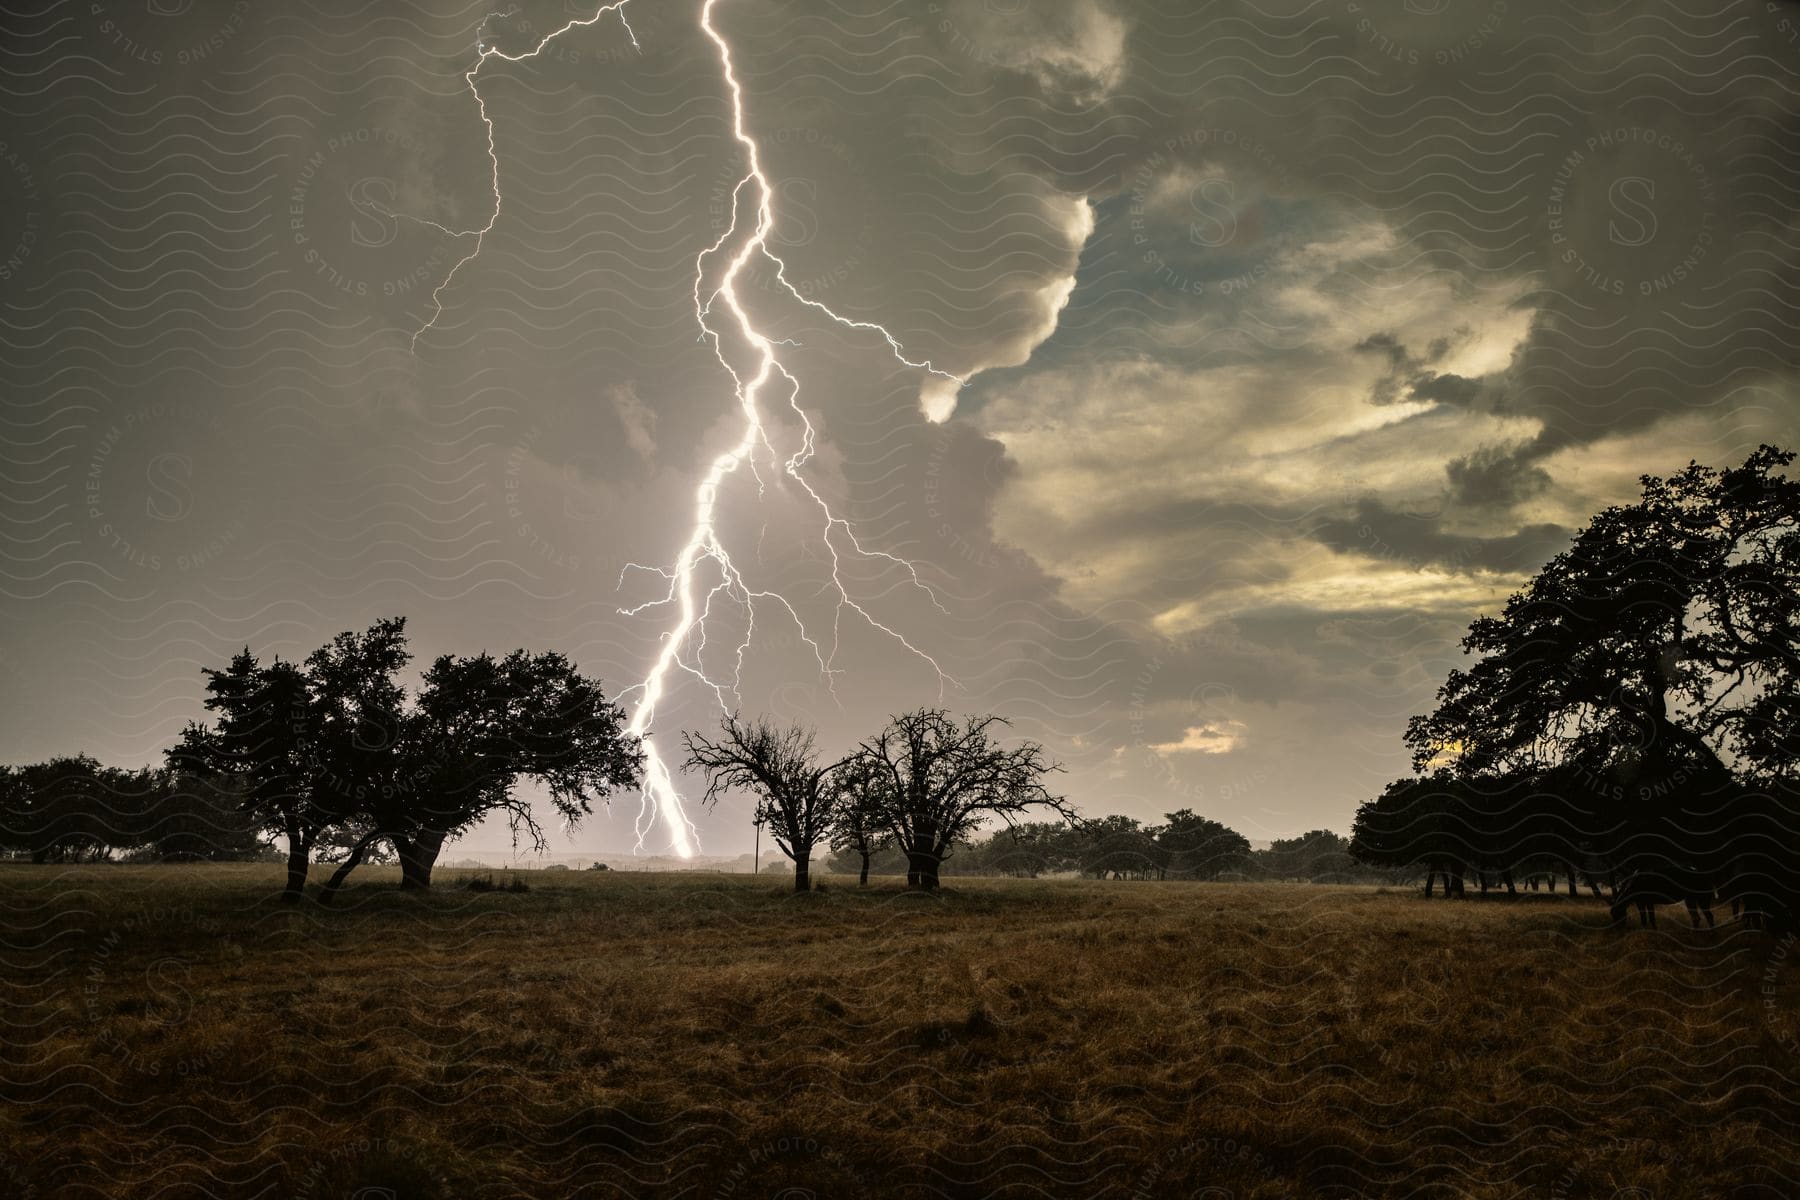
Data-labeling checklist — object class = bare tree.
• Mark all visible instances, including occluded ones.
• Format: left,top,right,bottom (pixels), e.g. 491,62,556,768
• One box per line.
683,714,846,892
855,709,1071,890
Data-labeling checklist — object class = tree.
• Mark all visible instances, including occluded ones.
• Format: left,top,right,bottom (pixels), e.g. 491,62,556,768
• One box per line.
175,620,642,902
826,755,891,886
684,714,845,892
126,767,269,861
0,758,270,864
1352,776,1470,895
1258,829,1355,882
1352,771,1629,898
965,820,1075,878
319,642,644,900
305,617,414,873
1077,814,1161,879
0,756,114,862
0,766,17,859
171,651,322,901
1407,450,1799,788
1158,809,1251,880
1402,447,1800,920
854,709,1071,891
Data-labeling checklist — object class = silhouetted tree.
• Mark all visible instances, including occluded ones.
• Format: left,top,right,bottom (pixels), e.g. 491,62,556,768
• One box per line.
854,709,1071,890
137,769,268,861
170,652,321,900
684,714,845,892
0,756,113,862
1158,809,1251,880
0,758,270,863
1352,774,1554,897
1408,448,1800,870
1258,829,1356,882
305,618,414,885
176,620,640,902
968,820,1075,878
826,755,891,886
1077,814,1161,879
320,638,643,900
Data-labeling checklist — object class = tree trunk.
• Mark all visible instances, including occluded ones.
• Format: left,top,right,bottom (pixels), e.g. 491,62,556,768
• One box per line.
1503,869,1517,897
1566,861,1579,896
318,830,385,906
397,828,447,890
794,855,810,893
906,846,941,890
282,827,310,903
907,834,950,892
903,814,943,890
858,851,870,887
1424,867,1437,898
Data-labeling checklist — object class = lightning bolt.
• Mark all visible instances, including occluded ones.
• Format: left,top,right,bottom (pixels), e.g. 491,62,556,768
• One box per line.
405,2,640,353
412,0,964,859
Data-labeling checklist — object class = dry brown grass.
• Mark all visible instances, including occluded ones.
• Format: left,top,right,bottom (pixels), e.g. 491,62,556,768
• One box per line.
2,866,1797,1198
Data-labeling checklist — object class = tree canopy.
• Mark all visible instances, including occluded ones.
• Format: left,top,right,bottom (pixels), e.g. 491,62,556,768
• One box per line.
853,708,1072,890
1406,446,1800,787
172,618,642,901
1359,447,1800,926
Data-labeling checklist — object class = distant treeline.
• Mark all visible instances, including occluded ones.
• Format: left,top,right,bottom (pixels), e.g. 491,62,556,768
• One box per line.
0,757,273,863
825,819,1402,884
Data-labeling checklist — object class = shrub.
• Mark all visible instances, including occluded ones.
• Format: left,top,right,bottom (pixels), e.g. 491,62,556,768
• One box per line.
460,871,529,894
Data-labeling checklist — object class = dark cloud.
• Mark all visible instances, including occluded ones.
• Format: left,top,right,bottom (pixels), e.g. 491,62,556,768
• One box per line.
1410,374,1483,407
1311,500,1568,576
1445,445,1554,512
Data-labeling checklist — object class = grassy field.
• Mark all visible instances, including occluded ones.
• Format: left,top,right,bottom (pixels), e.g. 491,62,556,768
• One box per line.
2,867,1797,1199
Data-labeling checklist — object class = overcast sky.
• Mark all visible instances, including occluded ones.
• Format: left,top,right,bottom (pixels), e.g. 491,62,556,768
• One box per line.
3,0,1797,857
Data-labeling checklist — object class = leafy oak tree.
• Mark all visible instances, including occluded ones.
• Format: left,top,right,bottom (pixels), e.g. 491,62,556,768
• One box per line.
1408,447,1800,787
171,651,322,901
320,642,644,900
1396,447,1800,920
0,759,266,864
177,619,642,902
1158,809,1252,880
1258,829,1357,882
1076,814,1162,879
0,756,117,863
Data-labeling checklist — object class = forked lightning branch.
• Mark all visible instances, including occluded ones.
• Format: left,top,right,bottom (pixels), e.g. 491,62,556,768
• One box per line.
403,0,966,856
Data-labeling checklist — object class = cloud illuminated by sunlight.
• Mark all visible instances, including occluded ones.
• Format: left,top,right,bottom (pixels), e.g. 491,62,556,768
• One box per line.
1148,720,1246,756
